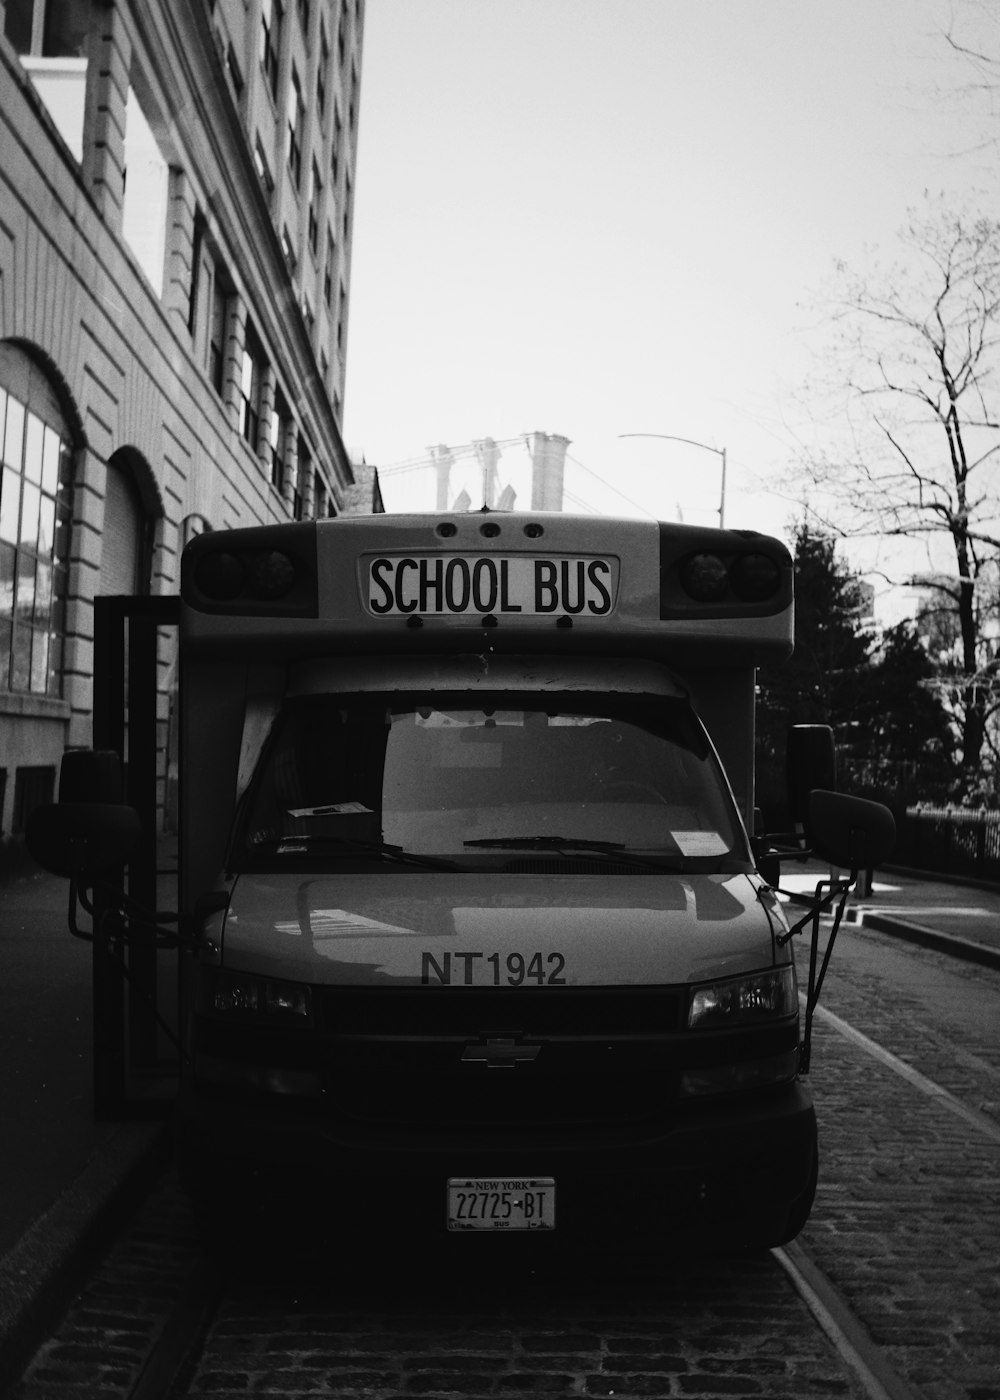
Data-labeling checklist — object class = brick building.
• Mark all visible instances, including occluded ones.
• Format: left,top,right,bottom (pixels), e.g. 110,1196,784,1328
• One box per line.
0,0,378,848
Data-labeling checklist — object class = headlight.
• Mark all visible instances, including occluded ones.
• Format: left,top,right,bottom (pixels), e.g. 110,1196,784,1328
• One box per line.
202,969,312,1025
687,964,797,1030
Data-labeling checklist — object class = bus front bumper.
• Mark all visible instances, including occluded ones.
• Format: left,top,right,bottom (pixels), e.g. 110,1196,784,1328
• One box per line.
176,1078,817,1246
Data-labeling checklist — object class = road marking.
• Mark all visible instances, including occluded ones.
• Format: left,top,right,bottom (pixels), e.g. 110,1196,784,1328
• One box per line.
805,999,1000,1144
852,903,993,921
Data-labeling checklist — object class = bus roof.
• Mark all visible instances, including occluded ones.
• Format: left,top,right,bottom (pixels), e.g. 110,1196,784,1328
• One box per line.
180,512,793,665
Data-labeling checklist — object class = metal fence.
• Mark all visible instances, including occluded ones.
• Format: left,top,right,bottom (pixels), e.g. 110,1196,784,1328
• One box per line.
896,806,1000,883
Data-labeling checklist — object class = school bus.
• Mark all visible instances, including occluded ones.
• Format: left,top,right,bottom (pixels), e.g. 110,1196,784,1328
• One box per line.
29,511,894,1250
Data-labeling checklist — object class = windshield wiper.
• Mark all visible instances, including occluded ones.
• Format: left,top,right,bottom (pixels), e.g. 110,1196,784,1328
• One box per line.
250,834,459,870
461,835,683,870
464,835,626,851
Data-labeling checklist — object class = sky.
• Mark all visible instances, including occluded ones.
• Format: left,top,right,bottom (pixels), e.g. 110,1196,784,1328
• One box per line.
343,0,1000,617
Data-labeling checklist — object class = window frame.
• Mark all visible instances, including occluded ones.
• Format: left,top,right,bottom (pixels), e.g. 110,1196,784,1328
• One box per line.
260,0,283,101
287,66,305,189
239,322,267,452
0,379,73,699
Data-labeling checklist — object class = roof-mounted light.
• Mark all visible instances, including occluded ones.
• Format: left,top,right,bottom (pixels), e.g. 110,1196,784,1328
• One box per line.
660,524,792,619
730,551,781,602
194,549,296,602
182,524,319,617
679,553,729,602
194,550,244,601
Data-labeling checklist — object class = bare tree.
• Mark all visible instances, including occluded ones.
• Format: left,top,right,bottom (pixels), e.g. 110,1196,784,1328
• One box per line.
794,200,1000,780
944,0,1000,147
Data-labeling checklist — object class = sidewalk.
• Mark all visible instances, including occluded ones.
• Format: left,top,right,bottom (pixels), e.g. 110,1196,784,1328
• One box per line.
0,853,169,1385
778,861,1000,969
0,851,997,1384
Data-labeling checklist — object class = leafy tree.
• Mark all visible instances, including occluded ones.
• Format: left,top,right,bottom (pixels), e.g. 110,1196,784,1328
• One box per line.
868,621,954,764
755,523,873,824
792,199,1000,780
845,621,956,804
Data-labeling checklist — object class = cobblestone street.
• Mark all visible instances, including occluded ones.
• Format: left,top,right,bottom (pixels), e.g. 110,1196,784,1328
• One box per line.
8,920,999,1400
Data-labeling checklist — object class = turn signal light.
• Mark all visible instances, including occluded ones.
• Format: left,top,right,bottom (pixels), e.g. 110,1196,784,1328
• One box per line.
679,1049,799,1096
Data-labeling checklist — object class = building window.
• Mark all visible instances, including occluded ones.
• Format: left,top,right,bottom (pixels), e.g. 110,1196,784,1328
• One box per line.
240,324,266,451
295,435,312,519
337,10,346,67
208,258,230,394
302,295,315,341
269,387,290,493
349,61,358,129
281,225,297,273
13,766,55,835
307,160,322,256
297,0,311,36
0,370,73,698
122,85,169,296
331,107,342,184
188,213,206,335
225,44,244,103
254,137,274,199
287,67,304,188
260,0,282,102
317,24,329,118
5,0,91,56
337,282,347,350
324,230,335,308
4,0,92,159
314,474,327,520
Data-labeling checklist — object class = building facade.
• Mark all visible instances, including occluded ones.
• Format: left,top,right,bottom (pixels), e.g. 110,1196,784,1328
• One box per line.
0,0,377,848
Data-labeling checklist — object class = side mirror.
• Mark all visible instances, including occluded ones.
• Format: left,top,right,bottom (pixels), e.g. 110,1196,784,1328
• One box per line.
24,749,140,880
26,802,142,879
787,725,836,823
805,789,896,872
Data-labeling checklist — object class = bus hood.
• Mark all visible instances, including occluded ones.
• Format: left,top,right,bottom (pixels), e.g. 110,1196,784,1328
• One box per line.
220,871,781,987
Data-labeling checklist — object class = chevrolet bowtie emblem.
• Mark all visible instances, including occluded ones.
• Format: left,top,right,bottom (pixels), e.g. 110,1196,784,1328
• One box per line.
461,1037,541,1069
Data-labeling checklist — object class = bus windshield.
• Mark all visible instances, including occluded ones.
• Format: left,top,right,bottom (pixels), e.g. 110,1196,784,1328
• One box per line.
235,692,748,873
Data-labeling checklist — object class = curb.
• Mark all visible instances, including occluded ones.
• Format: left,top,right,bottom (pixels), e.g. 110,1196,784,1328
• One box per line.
846,909,1000,972
880,862,1000,897
0,1120,171,1389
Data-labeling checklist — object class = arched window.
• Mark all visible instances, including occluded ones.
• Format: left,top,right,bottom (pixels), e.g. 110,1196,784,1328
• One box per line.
101,453,153,597
0,344,74,697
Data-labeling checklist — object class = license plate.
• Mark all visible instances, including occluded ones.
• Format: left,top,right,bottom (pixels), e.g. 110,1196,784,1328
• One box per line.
447,1177,556,1231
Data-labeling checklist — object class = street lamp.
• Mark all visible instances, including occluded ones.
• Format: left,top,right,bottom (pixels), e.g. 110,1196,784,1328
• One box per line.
618,434,727,529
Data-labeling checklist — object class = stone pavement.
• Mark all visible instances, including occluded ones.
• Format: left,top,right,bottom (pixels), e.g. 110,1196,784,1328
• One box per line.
0,848,997,1386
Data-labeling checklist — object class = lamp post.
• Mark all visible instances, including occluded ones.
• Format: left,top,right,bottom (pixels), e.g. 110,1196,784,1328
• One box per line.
618,434,727,529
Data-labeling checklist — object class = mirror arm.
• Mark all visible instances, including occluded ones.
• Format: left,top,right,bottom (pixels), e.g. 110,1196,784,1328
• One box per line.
809,875,853,1014
773,870,857,1075
93,913,191,1064
67,863,199,951
66,871,95,942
